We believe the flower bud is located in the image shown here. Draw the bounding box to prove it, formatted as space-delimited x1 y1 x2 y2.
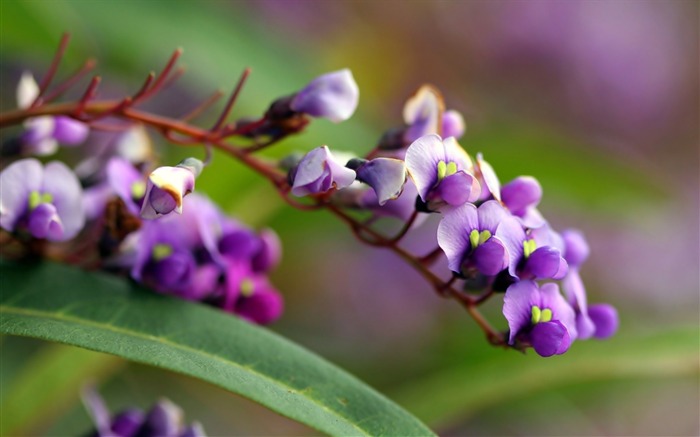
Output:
290 69 359 122
140 158 201 219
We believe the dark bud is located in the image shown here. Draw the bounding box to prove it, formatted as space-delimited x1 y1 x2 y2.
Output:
345 158 368 172
377 127 408 151
414 195 433 213
492 270 516 292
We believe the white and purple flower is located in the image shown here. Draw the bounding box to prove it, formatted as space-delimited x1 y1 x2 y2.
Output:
17 72 89 156
290 145 356 197
405 134 480 209
437 200 516 276
0 158 85 241
140 158 202 220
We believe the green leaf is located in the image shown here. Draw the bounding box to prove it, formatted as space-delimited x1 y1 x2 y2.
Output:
0 260 434 437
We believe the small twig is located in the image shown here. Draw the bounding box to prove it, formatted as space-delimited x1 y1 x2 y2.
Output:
131 72 156 102
387 209 419 244
74 76 101 117
41 58 97 103
210 67 251 133
138 48 183 101
32 33 71 107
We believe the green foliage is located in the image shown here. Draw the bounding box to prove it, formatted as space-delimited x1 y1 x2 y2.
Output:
0 260 434 436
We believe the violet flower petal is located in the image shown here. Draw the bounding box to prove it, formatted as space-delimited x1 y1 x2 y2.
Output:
356 157 407 205
111 409 144 437
588 304 619 339
530 321 569 357
526 246 568 280
539 282 578 341
437 203 478 272
435 171 480 206
138 398 182 437
403 85 443 143
562 229 590 267
42 160 85 240
219 229 262 261
477 200 509 234
405 134 444 202
476 153 501 201
180 422 207 437
291 146 356 196
28 203 63 240
236 280 284 325
501 176 542 216
503 280 539 344
252 228 282 272
52 116 89 145
107 157 145 215
442 110 466 139
494 215 526 278
473 237 508 275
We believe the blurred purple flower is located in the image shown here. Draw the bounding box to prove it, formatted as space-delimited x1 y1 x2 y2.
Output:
83 387 206 437
0 158 85 241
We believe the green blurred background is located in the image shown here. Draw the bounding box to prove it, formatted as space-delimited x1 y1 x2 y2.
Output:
1 0 698 435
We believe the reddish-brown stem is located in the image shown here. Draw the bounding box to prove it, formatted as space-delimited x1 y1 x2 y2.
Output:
419 246 443 266
387 209 419 244
74 77 101 117
181 90 224 121
33 33 71 107
132 72 156 102
41 58 97 103
210 68 251 133
140 49 183 101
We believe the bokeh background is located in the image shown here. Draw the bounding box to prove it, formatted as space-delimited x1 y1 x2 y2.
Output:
1 0 698 435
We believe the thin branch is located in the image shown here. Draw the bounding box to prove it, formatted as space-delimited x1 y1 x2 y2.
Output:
74 76 101 117
41 58 97 103
131 72 156 102
33 33 71 106
210 67 251 133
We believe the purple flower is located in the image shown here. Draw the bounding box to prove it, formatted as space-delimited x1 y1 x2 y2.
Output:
441 109 466 139
497 215 568 281
501 176 546 228
290 145 356 196
354 157 408 205
220 261 284 324
561 229 619 340
17 72 88 156
0 158 85 241
358 178 428 226
403 85 444 143
437 200 515 276
290 69 359 122
503 280 577 357
140 158 202 220
82 387 206 437
405 134 481 209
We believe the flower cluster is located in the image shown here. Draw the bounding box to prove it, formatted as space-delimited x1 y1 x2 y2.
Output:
83 388 206 437
288 85 618 356
0 40 618 355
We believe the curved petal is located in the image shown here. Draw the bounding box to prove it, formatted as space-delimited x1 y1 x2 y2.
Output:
530 321 569 357
252 228 282 272
473 237 508 276
0 158 42 231
28 203 63 240
436 171 480 206
107 157 144 215
356 157 407 205
525 246 567 280
476 154 501 201
403 85 443 142
442 110 466 139
140 398 183 437
290 69 359 122
501 176 542 216
540 282 577 341
588 304 619 339
477 200 509 234
52 116 89 145
405 134 445 201
437 203 478 273
16 72 39 109
495 215 526 277
503 280 539 344
42 160 85 240
442 136 473 173
562 228 590 267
